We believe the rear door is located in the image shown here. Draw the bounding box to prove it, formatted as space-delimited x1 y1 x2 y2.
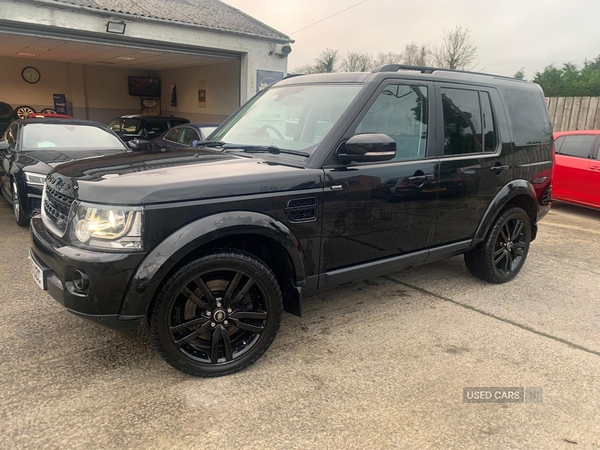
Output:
553 134 597 204
430 85 508 246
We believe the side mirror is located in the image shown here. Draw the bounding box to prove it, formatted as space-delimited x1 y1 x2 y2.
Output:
337 134 396 163
128 139 150 151
0 141 9 152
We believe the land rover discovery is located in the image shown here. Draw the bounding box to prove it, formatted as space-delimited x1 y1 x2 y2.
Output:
30 65 553 377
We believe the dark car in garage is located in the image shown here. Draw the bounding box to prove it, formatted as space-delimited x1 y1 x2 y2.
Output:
151 122 220 149
0 118 129 225
108 115 190 143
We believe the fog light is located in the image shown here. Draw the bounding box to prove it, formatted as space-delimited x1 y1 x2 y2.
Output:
73 270 89 291
75 220 91 242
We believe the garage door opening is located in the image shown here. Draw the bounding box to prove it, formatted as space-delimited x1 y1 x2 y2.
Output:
0 32 241 131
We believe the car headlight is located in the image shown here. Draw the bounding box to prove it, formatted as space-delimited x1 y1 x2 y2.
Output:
69 202 143 251
24 172 47 186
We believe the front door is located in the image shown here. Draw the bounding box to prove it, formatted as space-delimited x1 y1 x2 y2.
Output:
320 81 439 275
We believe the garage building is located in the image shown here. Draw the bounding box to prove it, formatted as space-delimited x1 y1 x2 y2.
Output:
0 0 292 129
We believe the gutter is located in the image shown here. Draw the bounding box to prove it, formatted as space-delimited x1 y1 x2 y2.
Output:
28 0 295 44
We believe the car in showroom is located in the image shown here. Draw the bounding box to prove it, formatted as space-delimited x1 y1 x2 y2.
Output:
552 130 600 210
151 122 221 149
30 65 553 377
0 118 129 225
108 114 190 143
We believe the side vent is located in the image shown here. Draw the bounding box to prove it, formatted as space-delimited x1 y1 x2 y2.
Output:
285 197 317 222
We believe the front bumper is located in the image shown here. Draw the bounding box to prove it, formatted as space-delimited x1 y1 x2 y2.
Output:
30 215 146 338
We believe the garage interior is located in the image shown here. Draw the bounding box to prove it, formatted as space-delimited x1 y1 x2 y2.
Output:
0 32 241 131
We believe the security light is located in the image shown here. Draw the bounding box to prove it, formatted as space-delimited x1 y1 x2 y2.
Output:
106 21 126 34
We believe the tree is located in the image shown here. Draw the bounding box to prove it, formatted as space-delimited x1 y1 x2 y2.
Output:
341 52 374 72
514 68 525 80
428 26 479 70
403 43 429 66
374 52 404 67
532 59 600 97
294 48 339 74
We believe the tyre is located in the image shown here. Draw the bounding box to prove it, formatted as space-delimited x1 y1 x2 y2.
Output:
40 108 58 114
14 105 36 120
464 206 531 284
150 249 283 377
12 181 28 226
0 102 13 120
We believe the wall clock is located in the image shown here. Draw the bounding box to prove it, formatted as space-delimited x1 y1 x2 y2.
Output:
22 67 41 84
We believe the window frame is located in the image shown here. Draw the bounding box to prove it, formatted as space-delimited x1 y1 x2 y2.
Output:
163 127 182 143
324 79 437 167
555 134 599 159
178 127 200 145
435 84 501 159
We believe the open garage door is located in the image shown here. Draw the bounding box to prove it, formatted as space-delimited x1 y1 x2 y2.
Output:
0 25 241 130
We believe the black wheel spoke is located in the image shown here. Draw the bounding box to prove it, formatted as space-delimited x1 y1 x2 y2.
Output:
223 272 243 303
194 276 217 306
170 316 210 333
221 327 233 361
500 225 510 243
181 286 211 310
229 278 255 307
504 251 511 273
495 250 507 265
512 220 524 240
229 310 268 320
174 320 212 347
230 318 264 334
210 327 224 363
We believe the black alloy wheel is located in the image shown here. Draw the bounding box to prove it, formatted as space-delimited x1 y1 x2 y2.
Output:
464 206 531 283
150 250 282 377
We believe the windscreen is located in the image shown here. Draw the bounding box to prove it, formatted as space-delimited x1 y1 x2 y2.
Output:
108 119 141 133
22 124 126 150
210 84 363 153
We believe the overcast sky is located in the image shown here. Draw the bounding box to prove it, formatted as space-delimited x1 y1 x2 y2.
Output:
224 0 600 78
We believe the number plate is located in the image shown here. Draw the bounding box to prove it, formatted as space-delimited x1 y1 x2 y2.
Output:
31 257 45 290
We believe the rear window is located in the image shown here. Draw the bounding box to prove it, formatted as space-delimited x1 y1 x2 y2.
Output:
501 85 551 146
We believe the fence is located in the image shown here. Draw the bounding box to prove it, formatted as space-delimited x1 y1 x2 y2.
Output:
547 97 600 132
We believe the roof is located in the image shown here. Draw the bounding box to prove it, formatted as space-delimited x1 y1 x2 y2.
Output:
44 0 291 41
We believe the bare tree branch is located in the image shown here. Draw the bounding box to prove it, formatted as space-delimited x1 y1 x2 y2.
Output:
427 26 479 70
341 51 375 72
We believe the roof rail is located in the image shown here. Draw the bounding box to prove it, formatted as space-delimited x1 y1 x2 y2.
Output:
372 64 519 81
372 64 438 74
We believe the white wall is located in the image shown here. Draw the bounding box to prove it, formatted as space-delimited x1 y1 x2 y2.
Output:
0 0 289 104
159 60 240 123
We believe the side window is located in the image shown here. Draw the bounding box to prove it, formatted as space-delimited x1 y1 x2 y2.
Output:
441 88 484 155
145 121 169 134
163 128 181 142
179 128 200 145
354 84 428 160
557 135 597 158
481 92 497 151
502 86 551 146
4 123 17 148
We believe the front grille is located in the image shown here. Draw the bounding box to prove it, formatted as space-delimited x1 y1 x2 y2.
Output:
285 197 317 222
43 185 75 235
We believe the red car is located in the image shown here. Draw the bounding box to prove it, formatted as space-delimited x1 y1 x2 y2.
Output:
552 130 600 209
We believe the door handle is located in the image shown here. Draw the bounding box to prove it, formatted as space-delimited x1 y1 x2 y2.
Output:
408 174 435 185
590 165 600 172
491 164 509 174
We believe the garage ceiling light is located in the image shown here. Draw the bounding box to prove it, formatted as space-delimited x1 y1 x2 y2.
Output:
17 52 37 57
106 21 126 34
116 56 136 61
139 51 163 56
26 46 50 52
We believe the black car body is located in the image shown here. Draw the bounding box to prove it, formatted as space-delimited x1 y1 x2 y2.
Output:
0 118 129 225
108 115 190 142
30 66 553 377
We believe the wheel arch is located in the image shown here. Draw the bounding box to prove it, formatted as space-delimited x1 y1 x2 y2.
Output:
473 180 539 244
120 211 306 319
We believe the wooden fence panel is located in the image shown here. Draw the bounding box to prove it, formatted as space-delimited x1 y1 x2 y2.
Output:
547 96 600 131
585 97 599 129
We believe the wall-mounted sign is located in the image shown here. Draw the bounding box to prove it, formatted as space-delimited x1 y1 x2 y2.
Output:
141 97 160 115
53 94 67 115
170 83 177 107
198 81 206 108
256 70 284 93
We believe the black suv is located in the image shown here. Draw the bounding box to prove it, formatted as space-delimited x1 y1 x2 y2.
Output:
108 115 190 143
30 66 553 377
